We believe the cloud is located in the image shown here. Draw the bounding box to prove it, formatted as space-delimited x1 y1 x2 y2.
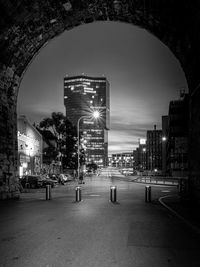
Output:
108 128 142 154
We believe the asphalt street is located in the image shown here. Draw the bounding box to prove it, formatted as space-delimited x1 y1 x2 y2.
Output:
0 168 200 267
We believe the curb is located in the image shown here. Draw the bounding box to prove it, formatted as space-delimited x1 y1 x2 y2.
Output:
159 194 200 235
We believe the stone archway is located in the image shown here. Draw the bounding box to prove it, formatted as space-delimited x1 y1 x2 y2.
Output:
0 0 200 200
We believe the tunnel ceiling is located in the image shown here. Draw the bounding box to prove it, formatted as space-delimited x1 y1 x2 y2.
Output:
0 0 200 96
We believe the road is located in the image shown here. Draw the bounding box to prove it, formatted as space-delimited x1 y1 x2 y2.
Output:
0 167 200 267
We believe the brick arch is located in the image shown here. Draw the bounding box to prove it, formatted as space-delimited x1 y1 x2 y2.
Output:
0 0 199 199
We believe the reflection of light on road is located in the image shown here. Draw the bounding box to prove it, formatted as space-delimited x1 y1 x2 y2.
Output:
161 190 171 193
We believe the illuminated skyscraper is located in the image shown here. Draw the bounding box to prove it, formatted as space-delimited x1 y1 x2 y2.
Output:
64 75 110 167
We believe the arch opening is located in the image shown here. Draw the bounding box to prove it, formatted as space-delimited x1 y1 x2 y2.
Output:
17 21 188 182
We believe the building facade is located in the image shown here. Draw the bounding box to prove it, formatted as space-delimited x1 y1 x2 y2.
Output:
64 75 110 167
162 115 168 175
135 139 147 171
146 125 162 172
167 91 189 177
110 152 134 168
17 116 43 177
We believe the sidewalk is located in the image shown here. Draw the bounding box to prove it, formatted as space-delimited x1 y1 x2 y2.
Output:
123 174 200 233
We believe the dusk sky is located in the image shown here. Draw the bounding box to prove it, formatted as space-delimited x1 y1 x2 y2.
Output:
17 21 188 154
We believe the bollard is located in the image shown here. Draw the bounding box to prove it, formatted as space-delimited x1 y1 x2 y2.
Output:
76 186 81 202
145 185 151 203
110 186 117 202
46 184 51 200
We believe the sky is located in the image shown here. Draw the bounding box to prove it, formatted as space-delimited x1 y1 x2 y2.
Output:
17 21 188 154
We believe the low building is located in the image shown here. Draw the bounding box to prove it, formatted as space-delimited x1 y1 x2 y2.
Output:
17 116 43 177
110 152 133 168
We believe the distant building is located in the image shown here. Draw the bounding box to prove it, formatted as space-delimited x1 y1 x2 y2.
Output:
138 138 147 171
146 125 162 172
132 139 147 171
64 75 110 167
167 90 189 176
17 116 43 177
133 149 139 170
110 152 133 168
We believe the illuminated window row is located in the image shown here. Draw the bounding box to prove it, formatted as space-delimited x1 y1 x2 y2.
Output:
88 143 104 146
84 90 96 94
87 147 104 150
88 137 103 140
64 78 106 83
90 129 103 133
83 121 94 124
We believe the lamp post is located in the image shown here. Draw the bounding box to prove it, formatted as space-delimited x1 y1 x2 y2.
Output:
161 136 167 176
77 111 100 183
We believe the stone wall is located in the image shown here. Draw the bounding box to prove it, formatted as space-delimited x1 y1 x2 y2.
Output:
0 0 200 199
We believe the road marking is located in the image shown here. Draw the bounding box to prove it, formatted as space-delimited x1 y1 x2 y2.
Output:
89 194 100 197
161 190 171 193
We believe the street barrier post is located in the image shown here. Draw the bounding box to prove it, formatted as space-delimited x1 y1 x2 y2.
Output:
46 184 51 200
145 185 151 203
76 186 81 202
110 186 117 202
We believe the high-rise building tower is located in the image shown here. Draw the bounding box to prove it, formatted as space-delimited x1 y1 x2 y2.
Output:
64 75 110 167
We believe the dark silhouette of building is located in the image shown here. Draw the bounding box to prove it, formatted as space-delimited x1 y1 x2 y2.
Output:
132 139 147 172
167 90 189 177
64 75 110 167
162 116 168 175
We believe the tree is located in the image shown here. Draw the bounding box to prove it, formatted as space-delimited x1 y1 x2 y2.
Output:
64 118 77 169
38 112 78 170
86 161 98 173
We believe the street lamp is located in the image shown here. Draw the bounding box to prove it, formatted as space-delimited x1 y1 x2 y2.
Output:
77 111 100 182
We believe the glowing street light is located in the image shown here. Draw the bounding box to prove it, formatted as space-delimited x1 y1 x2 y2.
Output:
77 110 100 183
93 110 100 119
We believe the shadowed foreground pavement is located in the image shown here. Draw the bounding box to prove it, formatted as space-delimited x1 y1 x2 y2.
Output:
0 169 200 267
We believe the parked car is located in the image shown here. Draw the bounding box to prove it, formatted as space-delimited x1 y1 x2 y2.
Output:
49 174 59 181
64 173 73 181
41 177 57 188
58 173 72 184
20 175 44 189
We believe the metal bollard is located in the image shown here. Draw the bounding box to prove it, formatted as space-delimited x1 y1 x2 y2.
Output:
76 186 81 202
46 184 51 200
145 186 151 203
110 186 117 202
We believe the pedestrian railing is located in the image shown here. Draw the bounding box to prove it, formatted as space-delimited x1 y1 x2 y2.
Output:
132 176 183 186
